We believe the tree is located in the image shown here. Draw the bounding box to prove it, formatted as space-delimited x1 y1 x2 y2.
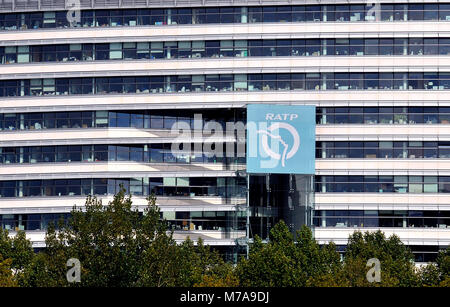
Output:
236 221 301 287
20 187 236 287
194 265 239 287
47 190 171 287
19 189 171 286
418 263 441 287
11 190 446 287
138 237 236 287
420 247 450 287
342 231 419 287
436 248 450 282
236 221 342 287
295 226 343 286
0 228 34 287
175 238 236 287
0 229 34 274
0 255 17 287
18 248 68 287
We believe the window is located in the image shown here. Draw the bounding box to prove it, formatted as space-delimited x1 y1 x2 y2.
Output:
424 4 438 20
394 4 407 21
350 5 364 22
123 42 136 59
43 79 55 96
305 39 320 56
364 39 378 55
109 10 122 27
192 41 205 58
335 39 349 56
220 40 233 57
30 79 42 96
43 12 55 28
95 43 109 60
335 5 350 22
17 46 29 63
379 39 393 55
349 39 364 56
409 4 423 21
124 10 137 26
306 6 321 22
150 42 164 59
424 177 438 193
292 6 305 22
440 4 450 21
135 43 149 59
409 176 423 193
394 176 408 193
381 4 394 21
69 44 82 61
178 41 191 58
109 43 122 59
409 38 424 55
234 74 247 91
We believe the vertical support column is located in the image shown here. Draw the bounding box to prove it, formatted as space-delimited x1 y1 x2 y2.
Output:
167 8 172 25
20 147 24 164
18 180 23 197
322 39 327 56
321 210 326 227
403 5 408 21
241 7 248 23
19 113 24 130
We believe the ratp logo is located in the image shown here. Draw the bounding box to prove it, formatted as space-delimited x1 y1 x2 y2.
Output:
257 121 300 168
247 105 315 175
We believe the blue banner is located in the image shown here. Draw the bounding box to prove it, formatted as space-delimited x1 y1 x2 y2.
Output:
246 104 316 174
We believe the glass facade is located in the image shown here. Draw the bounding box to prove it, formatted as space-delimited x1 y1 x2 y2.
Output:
2 72 450 98
0 144 245 165
248 174 314 239
0 109 244 131
2 4 450 31
2 107 450 132
333 244 445 262
0 210 246 232
3 37 450 64
0 212 70 231
316 141 450 159
314 210 450 228
0 177 247 198
315 175 450 193
317 107 450 125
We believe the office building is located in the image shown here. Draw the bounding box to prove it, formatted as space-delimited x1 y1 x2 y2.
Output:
0 0 449 262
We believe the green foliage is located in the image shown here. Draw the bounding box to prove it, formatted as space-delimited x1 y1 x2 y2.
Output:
0 190 447 287
17 187 235 287
57 191 151 286
0 255 17 287
138 237 233 287
419 247 450 287
0 228 34 287
236 223 447 287
418 263 441 287
236 221 343 287
342 231 419 287
437 247 450 278
194 267 239 287
0 229 34 272
18 250 68 287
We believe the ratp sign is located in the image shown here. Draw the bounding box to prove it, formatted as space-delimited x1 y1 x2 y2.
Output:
246 104 315 174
